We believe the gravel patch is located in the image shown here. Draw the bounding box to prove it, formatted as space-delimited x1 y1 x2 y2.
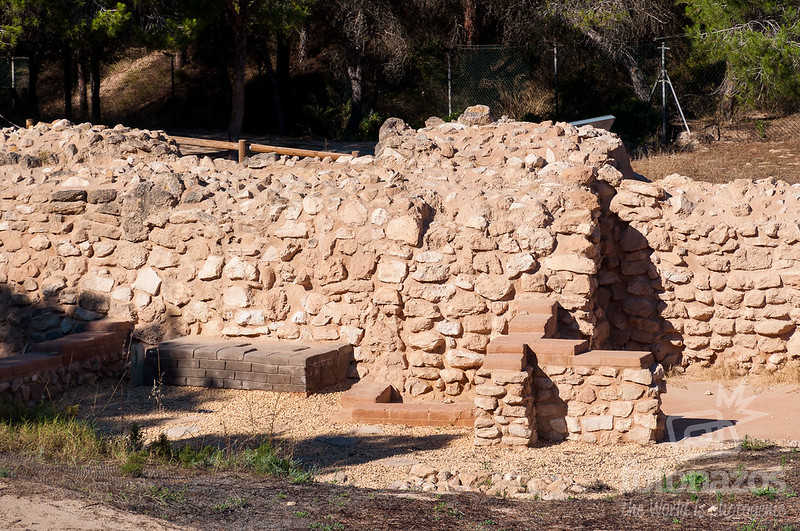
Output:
63 382 734 496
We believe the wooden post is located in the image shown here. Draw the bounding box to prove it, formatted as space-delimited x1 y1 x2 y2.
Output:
238 139 247 164
25 118 33 128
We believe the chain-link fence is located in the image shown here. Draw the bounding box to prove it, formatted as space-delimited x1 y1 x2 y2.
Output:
447 45 548 121
446 43 800 145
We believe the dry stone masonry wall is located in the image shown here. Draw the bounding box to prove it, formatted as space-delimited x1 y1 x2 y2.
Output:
0 107 796 411
0 111 631 405
601 174 800 375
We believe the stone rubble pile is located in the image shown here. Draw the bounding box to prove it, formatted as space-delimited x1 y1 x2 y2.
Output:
390 461 589 499
0 119 179 171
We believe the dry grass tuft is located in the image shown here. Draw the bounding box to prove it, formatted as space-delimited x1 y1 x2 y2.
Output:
496 81 553 120
632 138 800 184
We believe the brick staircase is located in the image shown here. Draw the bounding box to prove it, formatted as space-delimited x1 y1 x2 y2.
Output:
339 296 655 430
485 296 653 370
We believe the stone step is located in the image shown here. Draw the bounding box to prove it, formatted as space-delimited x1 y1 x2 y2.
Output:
339 381 396 408
339 380 474 427
487 335 588 356
526 337 589 356
481 353 526 371
342 401 474 427
486 334 536 354
508 314 556 336
573 349 654 369
516 296 557 317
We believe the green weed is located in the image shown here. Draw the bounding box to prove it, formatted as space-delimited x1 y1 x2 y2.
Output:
120 452 146 477
148 485 186 505
751 486 778 500
212 496 248 512
243 442 313 484
739 519 768 531
680 471 707 493
127 424 144 452
741 435 774 451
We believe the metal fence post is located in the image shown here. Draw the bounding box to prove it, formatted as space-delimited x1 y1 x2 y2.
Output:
447 51 452 118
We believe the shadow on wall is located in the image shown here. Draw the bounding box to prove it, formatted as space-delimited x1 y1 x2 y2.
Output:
0 280 179 358
596 203 682 369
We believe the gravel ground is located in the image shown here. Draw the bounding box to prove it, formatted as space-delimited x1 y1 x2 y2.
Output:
61 380 736 497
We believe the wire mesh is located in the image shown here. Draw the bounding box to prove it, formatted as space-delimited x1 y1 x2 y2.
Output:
448 45 550 120
0 57 29 90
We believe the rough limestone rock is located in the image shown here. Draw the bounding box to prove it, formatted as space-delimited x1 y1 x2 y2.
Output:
458 105 494 126
0 110 789 408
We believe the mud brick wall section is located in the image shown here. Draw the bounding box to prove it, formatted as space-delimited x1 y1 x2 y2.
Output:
0 320 132 404
153 339 352 394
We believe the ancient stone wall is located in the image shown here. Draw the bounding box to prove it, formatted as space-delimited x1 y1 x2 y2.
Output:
1 109 796 405
0 320 131 404
533 363 664 443
0 114 631 403
600 174 800 375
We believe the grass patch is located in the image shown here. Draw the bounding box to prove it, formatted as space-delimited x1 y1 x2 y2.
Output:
741 435 775 451
148 485 186 505
0 403 127 464
0 403 313 484
751 486 778 500
212 496 248 512
680 471 707 493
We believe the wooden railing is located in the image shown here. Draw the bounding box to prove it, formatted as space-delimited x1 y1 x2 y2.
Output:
169 135 360 163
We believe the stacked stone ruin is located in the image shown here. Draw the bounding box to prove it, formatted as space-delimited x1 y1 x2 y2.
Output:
1 107 798 445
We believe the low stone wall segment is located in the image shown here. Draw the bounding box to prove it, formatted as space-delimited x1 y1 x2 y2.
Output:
0 320 132 404
0 109 795 419
153 338 352 394
602 175 800 374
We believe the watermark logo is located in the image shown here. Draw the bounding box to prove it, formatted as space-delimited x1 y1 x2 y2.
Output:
665 383 769 445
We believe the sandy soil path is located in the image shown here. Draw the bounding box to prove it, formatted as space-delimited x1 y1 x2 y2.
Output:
0 480 185 531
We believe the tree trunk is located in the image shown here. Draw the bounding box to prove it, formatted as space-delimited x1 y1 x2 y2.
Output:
718 65 736 121
275 36 289 134
264 55 284 136
27 55 40 119
463 0 477 44
90 52 101 123
176 48 187 69
62 46 73 119
78 52 89 120
297 28 308 64
227 1 248 139
624 56 650 102
584 29 649 102
345 60 363 134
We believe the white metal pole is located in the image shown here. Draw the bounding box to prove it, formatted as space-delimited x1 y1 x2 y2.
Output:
661 44 667 144
447 52 452 117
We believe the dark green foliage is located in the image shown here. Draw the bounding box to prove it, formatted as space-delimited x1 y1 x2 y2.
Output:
682 0 800 112
121 452 146 477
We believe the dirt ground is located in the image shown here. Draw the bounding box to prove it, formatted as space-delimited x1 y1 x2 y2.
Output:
3 377 800 529
0 481 180 530
661 379 800 444
632 138 800 184
54 378 759 495
1 447 799 530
